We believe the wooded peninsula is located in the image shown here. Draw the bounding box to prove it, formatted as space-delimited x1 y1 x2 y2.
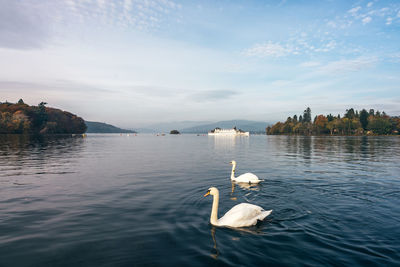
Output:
267 107 400 135
0 100 86 134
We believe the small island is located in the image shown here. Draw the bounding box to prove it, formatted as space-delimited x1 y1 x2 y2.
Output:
0 100 86 134
170 130 180 134
267 107 400 136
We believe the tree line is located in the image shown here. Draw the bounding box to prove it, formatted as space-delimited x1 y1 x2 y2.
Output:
266 107 400 135
0 99 87 134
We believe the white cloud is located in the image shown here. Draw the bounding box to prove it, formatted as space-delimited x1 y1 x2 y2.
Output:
66 0 182 31
300 61 321 68
244 42 290 58
379 8 389 15
348 6 361 15
123 0 133 13
362 16 372 24
367 2 373 8
0 1 54 49
190 89 239 102
386 17 393 25
97 0 106 10
327 21 337 28
317 57 378 74
314 40 336 52
325 40 336 50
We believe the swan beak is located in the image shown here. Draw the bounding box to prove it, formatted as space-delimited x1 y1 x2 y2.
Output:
204 191 210 197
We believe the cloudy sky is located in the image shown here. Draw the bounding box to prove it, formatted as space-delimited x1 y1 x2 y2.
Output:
1 0 399 127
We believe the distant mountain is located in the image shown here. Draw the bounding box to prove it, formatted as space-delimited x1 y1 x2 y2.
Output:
138 120 213 133
180 120 270 134
85 121 136 133
132 128 157 133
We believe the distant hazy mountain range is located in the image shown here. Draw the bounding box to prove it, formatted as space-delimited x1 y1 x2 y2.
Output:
133 121 212 133
180 120 270 134
87 120 270 134
85 121 136 133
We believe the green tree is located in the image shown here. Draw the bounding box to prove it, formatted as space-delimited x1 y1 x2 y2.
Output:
359 109 369 130
303 107 312 123
345 108 355 119
368 117 392 134
369 109 374 116
32 102 48 131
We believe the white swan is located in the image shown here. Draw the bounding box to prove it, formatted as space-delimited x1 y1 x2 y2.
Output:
204 187 272 227
230 160 262 184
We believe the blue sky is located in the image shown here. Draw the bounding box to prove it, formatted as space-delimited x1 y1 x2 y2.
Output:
0 0 399 127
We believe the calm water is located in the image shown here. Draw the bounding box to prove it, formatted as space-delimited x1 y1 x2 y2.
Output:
0 134 399 266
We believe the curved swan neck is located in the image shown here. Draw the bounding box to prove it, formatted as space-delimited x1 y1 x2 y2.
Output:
210 191 219 225
230 163 236 180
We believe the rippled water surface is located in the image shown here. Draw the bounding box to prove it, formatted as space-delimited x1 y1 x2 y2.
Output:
1 134 400 266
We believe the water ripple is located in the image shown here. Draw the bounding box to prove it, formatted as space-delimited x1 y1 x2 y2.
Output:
0 134 399 266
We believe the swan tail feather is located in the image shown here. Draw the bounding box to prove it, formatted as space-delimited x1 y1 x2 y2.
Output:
258 209 272 221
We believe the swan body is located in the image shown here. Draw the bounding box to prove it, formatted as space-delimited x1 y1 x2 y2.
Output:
204 187 272 227
230 160 262 184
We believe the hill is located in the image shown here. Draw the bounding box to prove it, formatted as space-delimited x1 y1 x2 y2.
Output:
0 100 86 134
180 120 270 134
85 121 136 133
135 120 212 133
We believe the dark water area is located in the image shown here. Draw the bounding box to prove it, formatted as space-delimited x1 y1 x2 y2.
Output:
1 134 400 266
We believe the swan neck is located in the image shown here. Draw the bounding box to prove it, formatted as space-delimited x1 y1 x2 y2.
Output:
210 192 219 225
231 163 236 180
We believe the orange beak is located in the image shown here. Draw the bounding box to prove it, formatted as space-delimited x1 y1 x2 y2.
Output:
204 191 210 197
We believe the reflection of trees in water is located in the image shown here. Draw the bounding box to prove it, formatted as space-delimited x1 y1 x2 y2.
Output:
270 135 399 165
281 136 313 164
0 135 85 177
342 136 399 161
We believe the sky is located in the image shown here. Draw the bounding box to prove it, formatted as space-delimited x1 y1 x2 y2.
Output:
0 0 399 128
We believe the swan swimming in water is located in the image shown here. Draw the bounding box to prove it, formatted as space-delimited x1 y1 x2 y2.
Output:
204 187 272 227
230 160 262 184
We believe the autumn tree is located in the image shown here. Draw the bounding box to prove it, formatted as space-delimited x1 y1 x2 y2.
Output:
314 115 328 134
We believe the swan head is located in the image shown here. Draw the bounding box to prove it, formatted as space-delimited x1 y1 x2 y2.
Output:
229 160 236 165
204 187 219 197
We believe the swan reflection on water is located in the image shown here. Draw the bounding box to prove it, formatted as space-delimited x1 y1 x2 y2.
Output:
209 223 269 260
231 182 260 200
210 226 219 260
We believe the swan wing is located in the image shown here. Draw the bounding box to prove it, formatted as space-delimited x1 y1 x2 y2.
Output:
218 203 272 227
234 173 261 183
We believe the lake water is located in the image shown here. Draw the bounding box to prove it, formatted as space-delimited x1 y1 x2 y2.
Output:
1 134 399 266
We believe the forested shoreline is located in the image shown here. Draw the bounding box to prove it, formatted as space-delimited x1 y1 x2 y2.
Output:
0 100 86 134
267 107 400 136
